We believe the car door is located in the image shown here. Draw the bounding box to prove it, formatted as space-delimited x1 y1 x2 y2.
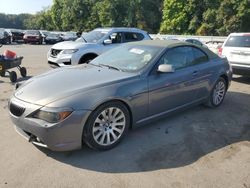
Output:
100 32 123 53
148 46 203 116
188 47 215 99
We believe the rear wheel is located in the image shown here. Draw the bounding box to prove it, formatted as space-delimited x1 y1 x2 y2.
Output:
83 101 130 150
9 71 17 82
206 77 226 107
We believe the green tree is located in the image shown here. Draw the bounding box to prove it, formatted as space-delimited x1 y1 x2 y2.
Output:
50 0 64 30
216 0 250 35
160 0 250 36
160 0 189 34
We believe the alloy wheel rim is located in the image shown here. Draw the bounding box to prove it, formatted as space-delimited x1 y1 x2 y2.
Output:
213 81 226 105
92 107 126 146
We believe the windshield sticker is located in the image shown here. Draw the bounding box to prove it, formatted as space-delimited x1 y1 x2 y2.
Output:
129 48 145 54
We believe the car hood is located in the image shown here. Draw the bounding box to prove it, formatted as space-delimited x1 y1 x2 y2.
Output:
52 41 89 49
14 65 138 106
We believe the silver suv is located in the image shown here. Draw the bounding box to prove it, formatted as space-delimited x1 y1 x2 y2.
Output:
220 33 250 75
47 28 151 67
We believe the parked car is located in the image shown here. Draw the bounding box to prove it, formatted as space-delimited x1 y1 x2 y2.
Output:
206 40 224 54
44 33 63 44
9 40 232 151
11 29 24 43
0 29 11 44
164 36 179 41
40 30 50 43
47 27 151 67
220 33 250 76
61 32 78 41
23 30 43 44
185 38 208 48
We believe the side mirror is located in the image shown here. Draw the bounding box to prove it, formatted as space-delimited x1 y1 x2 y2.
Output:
157 64 175 73
103 39 112 45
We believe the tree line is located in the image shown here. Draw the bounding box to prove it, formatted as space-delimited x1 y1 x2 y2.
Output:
1 0 250 36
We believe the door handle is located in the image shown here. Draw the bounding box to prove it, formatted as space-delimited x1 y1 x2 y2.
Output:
192 71 198 76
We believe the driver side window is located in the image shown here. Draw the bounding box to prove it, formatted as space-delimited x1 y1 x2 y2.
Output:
109 32 122 44
159 47 192 70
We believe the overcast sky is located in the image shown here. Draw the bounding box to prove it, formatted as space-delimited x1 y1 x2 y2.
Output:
0 0 53 14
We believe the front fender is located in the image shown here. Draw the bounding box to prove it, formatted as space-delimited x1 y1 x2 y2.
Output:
46 77 148 125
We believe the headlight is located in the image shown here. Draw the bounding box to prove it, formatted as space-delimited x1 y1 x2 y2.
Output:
32 107 73 123
62 49 78 54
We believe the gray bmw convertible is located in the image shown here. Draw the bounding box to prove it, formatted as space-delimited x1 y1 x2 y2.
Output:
9 40 232 151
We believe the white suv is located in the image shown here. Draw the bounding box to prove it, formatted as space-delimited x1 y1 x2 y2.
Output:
220 33 250 75
47 28 151 67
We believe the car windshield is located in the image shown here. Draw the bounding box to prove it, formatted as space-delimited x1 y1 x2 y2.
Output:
81 30 109 43
26 30 40 35
11 30 23 34
91 45 162 72
225 35 250 48
48 33 59 37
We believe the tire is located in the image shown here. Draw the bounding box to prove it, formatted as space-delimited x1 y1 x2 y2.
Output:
9 71 17 82
83 101 130 150
0 70 5 77
79 55 96 64
206 77 227 108
84 59 93 64
20 67 27 77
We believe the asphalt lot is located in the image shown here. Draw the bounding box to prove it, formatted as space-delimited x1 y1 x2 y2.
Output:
0 44 249 188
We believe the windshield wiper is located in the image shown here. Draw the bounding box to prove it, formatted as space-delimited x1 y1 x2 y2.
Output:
99 64 122 71
89 63 101 67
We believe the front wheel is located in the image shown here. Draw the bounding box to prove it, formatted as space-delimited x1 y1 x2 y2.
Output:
83 101 130 150
79 55 96 64
206 77 227 107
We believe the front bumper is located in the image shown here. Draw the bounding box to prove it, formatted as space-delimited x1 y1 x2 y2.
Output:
230 62 250 76
0 38 7 44
24 38 41 43
45 39 60 44
9 96 91 151
47 51 80 67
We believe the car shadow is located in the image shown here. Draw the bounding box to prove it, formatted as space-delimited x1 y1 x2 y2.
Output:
0 75 32 85
232 76 250 84
16 76 32 82
37 91 250 173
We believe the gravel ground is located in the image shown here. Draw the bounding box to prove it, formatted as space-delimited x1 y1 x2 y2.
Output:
0 44 249 188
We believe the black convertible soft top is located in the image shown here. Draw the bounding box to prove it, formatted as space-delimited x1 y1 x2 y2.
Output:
128 40 219 59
